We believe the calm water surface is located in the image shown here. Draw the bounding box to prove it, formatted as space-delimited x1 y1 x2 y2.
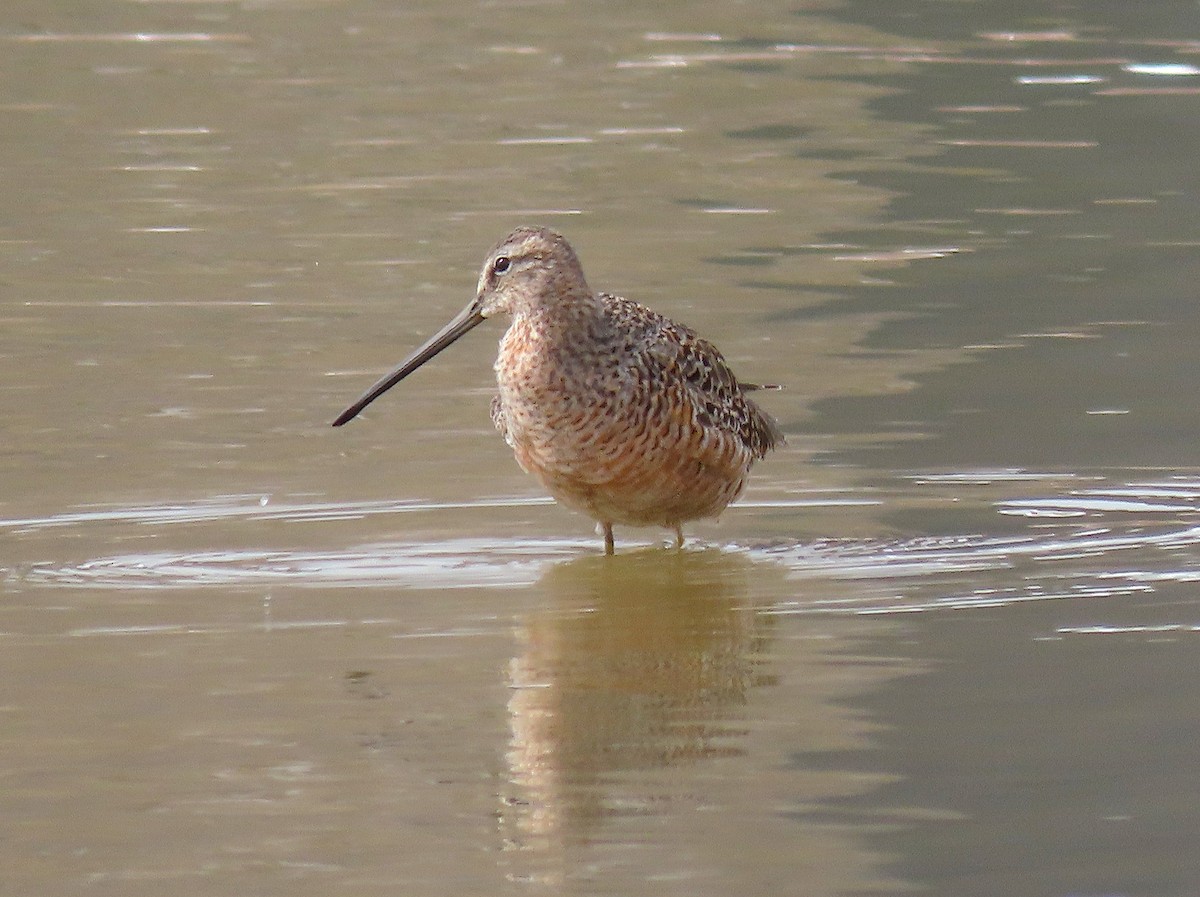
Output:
3 0 1200 894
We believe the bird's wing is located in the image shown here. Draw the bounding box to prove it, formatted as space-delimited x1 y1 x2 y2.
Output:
601 293 784 458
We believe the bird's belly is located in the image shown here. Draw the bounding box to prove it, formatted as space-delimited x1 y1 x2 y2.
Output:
498 390 752 527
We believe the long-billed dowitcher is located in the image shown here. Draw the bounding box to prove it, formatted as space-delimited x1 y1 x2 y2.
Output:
332 226 782 554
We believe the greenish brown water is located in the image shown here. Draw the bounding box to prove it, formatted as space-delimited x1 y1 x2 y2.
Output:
4 1 1200 894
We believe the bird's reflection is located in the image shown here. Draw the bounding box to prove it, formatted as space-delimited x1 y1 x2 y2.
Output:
500 548 780 863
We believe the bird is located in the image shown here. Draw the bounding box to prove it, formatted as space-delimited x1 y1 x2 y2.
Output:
332 226 782 554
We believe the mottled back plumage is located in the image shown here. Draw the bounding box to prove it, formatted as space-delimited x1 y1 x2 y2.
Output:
334 225 782 554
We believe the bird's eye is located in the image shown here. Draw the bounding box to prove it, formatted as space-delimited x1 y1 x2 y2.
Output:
493 256 511 275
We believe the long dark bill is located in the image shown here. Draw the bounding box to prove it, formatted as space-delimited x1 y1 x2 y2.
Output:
331 301 486 427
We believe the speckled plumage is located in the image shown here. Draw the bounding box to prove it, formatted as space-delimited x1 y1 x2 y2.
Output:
333 226 782 554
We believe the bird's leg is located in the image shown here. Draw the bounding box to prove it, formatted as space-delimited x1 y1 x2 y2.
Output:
603 522 615 556
672 524 684 550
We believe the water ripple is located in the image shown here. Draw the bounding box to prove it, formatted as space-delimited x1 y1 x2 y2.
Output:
10 476 1200 615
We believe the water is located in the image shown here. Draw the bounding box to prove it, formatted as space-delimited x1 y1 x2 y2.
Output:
3 1 1200 894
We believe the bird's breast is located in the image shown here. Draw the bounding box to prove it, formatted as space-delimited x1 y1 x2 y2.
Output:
492 325 755 526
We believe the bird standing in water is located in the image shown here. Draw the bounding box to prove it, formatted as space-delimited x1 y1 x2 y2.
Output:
332 226 782 554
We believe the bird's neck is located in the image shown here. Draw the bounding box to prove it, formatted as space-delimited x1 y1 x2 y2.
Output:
522 287 607 344
498 293 610 389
